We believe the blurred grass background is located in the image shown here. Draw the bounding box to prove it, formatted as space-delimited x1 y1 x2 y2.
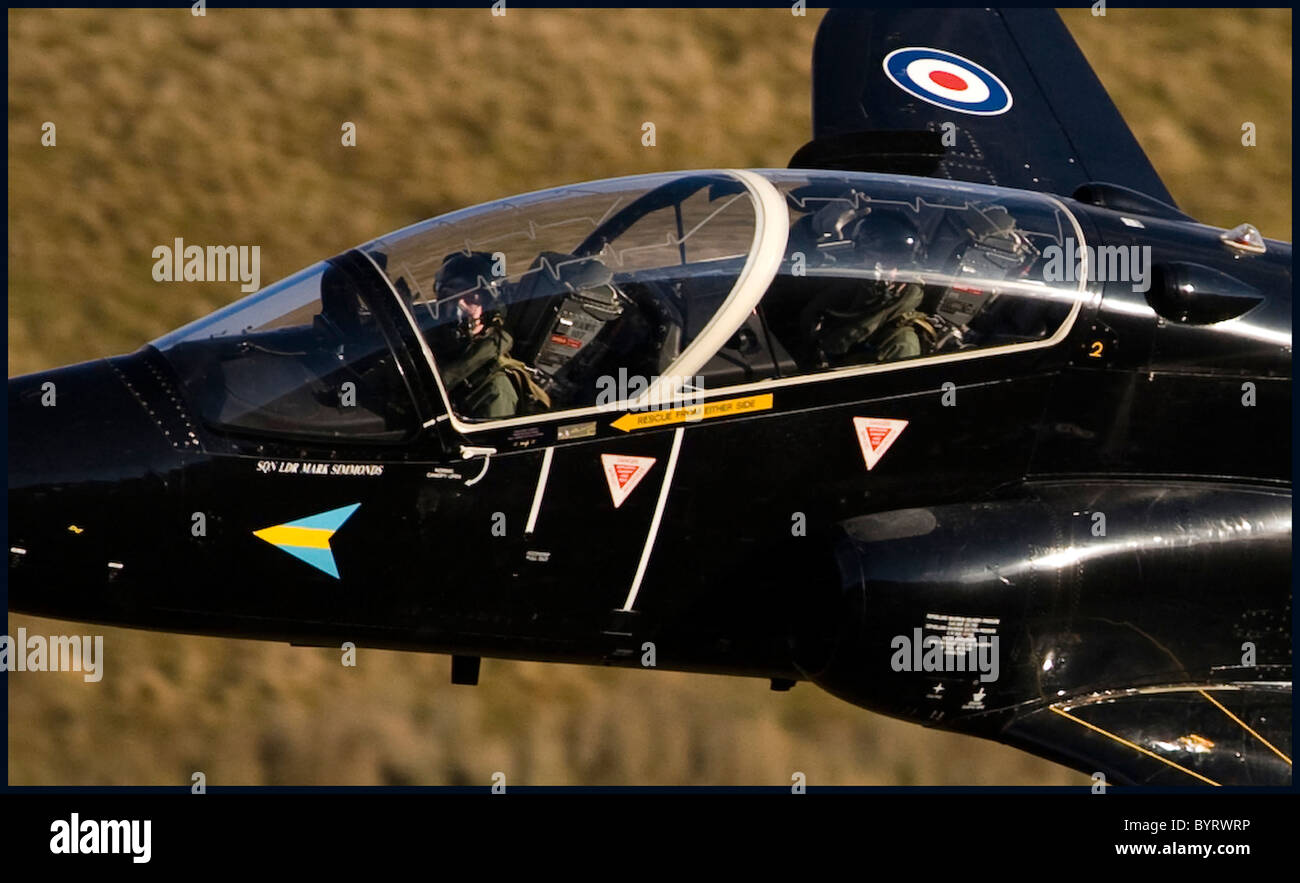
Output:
7 8 1290 785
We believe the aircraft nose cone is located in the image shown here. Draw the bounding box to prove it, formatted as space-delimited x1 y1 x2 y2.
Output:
8 355 187 618
9 357 182 490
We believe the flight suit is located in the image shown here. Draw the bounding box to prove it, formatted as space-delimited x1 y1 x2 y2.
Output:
438 327 520 419
817 281 929 363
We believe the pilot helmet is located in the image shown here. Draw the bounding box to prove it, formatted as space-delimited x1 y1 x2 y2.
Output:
435 251 500 299
431 251 507 352
845 210 925 279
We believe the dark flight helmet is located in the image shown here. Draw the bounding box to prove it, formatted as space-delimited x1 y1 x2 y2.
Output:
435 250 501 299
845 209 926 270
431 251 508 357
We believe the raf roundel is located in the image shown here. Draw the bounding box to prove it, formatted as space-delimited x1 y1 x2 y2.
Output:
882 47 1013 116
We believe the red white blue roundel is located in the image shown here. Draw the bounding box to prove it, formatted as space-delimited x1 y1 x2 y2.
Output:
882 47 1013 116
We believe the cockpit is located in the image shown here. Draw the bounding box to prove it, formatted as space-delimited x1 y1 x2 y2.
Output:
150 169 1085 441
365 171 768 421
764 169 1080 374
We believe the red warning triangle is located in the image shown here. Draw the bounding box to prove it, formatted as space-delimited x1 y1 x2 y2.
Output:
852 417 908 471
601 454 656 508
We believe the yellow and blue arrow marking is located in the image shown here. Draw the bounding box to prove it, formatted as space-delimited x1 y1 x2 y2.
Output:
252 503 360 579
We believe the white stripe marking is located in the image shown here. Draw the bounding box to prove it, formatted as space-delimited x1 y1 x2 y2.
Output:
524 446 554 535
621 427 685 612
635 169 788 409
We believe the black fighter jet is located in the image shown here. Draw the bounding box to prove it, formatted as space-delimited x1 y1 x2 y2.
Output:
9 9 1291 786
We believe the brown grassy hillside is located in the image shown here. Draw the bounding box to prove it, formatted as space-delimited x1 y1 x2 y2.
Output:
7 8 1290 785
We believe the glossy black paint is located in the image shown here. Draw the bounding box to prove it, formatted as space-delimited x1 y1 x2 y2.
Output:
806 8 1177 204
813 482 1289 735
10 205 1290 783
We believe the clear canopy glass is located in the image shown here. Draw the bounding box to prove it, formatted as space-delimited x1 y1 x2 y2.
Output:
152 168 1085 438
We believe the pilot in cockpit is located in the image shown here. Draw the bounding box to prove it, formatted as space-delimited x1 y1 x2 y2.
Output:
429 251 520 419
429 252 552 420
801 208 936 366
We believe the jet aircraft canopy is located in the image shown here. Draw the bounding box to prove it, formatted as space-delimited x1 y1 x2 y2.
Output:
152 170 1084 441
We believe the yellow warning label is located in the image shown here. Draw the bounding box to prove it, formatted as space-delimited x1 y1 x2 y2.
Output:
610 393 773 432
